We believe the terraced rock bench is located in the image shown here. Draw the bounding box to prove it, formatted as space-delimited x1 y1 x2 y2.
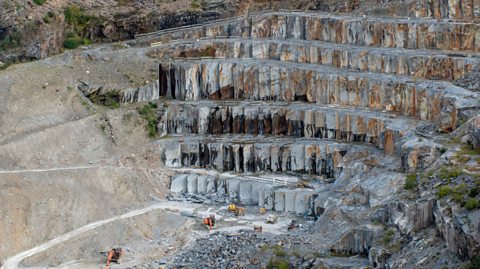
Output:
151 37 480 81
161 101 422 154
158 59 477 130
141 12 480 52
157 136 365 178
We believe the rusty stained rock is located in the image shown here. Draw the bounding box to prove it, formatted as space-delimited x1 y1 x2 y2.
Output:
157 40 478 81
161 62 451 122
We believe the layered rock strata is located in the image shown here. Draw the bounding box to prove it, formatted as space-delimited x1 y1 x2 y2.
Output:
158 59 476 130
139 12 480 52
152 37 480 81
158 136 356 178
161 102 421 154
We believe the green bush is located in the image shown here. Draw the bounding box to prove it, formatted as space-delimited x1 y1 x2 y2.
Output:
65 5 90 27
465 198 479 210
404 174 417 190
0 31 22 50
383 229 395 245
33 0 47 5
267 258 290 269
63 36 90 49
438 167 464 180
438 186 452 198
469 187 479 198
462 256 480 269
138 102 158 138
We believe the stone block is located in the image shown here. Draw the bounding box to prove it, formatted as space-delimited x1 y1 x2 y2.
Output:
170 174 188 194
187 174 198 194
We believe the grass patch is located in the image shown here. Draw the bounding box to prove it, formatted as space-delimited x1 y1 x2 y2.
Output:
465 198 479 210
0 31 22 50
266 258 290 269
438 167 464 180
438 186 452 198
383 229 395 245
469 187 479 198
191 0 200 9
272 245 286 257
64 5 92 31
63 35 90 49
138 102 158 138
404 173 417 190
33 0 47 5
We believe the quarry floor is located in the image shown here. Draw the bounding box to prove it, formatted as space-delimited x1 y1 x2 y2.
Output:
2 195 304 269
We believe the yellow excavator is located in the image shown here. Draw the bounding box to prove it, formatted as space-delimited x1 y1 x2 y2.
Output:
228 203 245 216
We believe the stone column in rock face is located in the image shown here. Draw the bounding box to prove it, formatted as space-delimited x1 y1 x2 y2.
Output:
304 110 316 138
206 176 217 194
209 143 224 171
274 190 286 212
291 144 306 173
185 64 201 101
286 109 304 137
181 143 199 167
232 145 243 173
239 181 253 205
219 63 235 99
221 107 232 134
284 190 296 213
244 107 259 134
199 143 209 167
255 144 271 172
187 174 198 194
163 143 181 168
272 108 287 135
305 144 318 175
232 106 245 134
208 107 223 134
159 63 169 98
228 179 241 201
243 144 256 173
223 145 235 172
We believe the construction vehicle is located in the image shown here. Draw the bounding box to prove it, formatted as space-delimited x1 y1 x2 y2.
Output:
228 203 246 216
254 225 263 232
203 214 216 231
259 207 267 214
103 248 123 269
266 215 278 224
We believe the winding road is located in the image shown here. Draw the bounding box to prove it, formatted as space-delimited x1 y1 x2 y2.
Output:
0 201 199 269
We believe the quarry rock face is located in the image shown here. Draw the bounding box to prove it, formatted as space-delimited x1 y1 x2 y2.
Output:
142 7 480 269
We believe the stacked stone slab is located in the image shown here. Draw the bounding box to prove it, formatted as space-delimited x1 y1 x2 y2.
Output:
160 138 353 178
170 173 315 214
162 102 417 154
154 38 479 81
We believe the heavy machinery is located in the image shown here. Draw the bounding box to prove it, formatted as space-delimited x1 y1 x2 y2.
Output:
266 215 278 224
203 214 216 231
103 248 123 269
228 203 246 216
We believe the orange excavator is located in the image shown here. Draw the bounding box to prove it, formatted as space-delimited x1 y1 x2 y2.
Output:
103 248 124 269
203 214 216 232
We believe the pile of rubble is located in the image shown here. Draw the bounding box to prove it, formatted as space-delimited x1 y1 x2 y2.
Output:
169 230 269 269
